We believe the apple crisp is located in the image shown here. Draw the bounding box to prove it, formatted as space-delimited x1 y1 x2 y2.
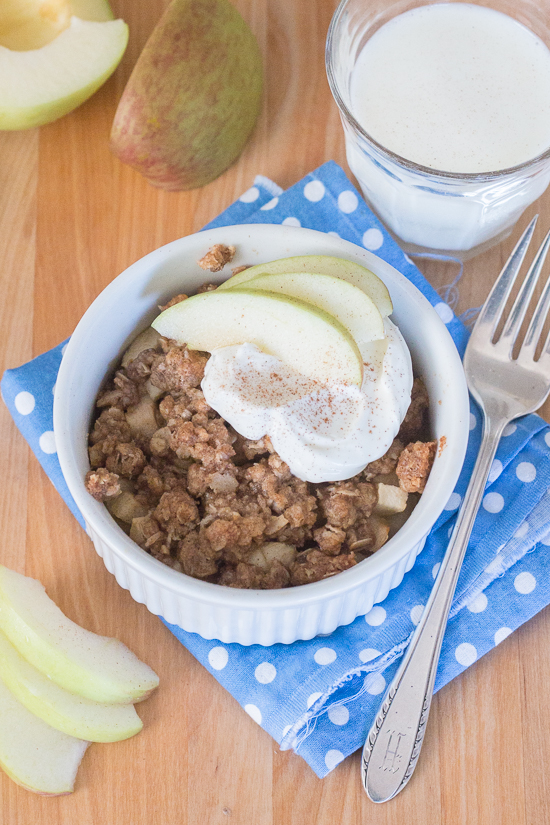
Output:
85 298 436 589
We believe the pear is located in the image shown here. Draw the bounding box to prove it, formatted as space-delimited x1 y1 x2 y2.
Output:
0 16 128 130
152 288 364 386
0 0 113 50
235 271 388 373
0 671 89 795
110 0 263 190
218 254 394 317
0 565 159 704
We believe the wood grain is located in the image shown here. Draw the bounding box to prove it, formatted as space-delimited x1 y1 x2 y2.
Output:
1 1 550 823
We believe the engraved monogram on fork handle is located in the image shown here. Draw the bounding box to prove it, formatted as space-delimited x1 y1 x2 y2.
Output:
362 216 550 803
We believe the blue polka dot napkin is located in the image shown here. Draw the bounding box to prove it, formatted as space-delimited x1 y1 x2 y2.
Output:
3 161 550 778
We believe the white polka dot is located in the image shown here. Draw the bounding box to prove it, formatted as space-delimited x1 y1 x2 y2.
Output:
362 228 384 250
410 604 424 625
365 673 386 695
307 692 323 709
514 571 536 594
282 724 292 737
337 190 358 213
325 749 345 770
239 186 260 203
502 422 517 437
434 302 454 324
260 196 279 210
359 648 381 663
208 646 228 670
482 492 504 513
14 391 35 415
255 662 277 684
404 254 414 265
488 459 503 484
314 647 337 665
244 704 262 724
455 642 477 666
364 606 386 626
432 562 441 579
39 431 56 454
282 216 301 227
494 627 512 645
469 412 477 430
545 431 550 448
444 492 461 511
514 522 529 539
304 180 326 202
328 705 349 726
516 462 536 483
540 530 550 546
467 592 487 613
327 231 340 238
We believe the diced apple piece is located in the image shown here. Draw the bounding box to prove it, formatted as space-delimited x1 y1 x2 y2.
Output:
105 491 150 523
0 565 159 704
218 254 393 317
0 671 89 796
121 326 161 368
125 395 160 439
229 272 387 373
374 483 409 516
152 288 364 387
0 629 142 742
0 16 128 130
249 542 297 570
370 515 390 551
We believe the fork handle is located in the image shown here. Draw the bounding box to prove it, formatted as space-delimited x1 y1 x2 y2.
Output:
362 416 505 803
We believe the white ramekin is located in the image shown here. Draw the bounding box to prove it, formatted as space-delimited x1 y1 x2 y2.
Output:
54 224 469 646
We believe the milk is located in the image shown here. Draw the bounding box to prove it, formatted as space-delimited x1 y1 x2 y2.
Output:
339 3 550 255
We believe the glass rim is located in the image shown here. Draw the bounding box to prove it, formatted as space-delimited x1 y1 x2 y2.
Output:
325 0 550 182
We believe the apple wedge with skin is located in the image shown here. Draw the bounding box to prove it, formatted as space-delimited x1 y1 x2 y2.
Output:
230 271 388 375
152 288 364 387
0 565 159 704
0 672 89 796
0 16 128 130
217 254 393 318
0 628 143 742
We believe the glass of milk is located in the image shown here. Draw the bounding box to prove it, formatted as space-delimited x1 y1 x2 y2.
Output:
326 0 550 259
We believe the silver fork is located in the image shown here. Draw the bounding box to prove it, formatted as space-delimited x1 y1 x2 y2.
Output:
362 216 550 803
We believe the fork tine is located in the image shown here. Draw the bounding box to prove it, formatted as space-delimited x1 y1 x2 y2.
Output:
500 227 550 353
520 240 550 361
471 215 538 341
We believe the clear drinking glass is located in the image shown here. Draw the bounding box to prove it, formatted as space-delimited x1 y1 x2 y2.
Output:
326 0 550 259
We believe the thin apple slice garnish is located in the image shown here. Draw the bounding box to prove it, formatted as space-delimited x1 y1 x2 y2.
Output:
152 288 364 387
229 271 387 374
0 628 143 742
0 16 128 130
0 671 89 796
0 565 159 705
217 254 393 317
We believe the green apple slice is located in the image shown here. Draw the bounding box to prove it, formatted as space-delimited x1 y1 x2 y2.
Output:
0 16 128 130
217 254 393 317
0 672 89 795
0 628 143 742
0 566 159 704
152 288 364 386
232 271 387 373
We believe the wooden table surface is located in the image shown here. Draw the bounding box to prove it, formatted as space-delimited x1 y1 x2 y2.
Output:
2 1 550 822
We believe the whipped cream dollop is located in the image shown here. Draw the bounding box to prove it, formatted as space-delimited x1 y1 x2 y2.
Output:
201 318 413 483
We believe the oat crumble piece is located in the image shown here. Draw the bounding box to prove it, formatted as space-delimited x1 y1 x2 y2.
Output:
396 441 437 493
197 244 236 272
159 293 188 311
85 468 121 501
